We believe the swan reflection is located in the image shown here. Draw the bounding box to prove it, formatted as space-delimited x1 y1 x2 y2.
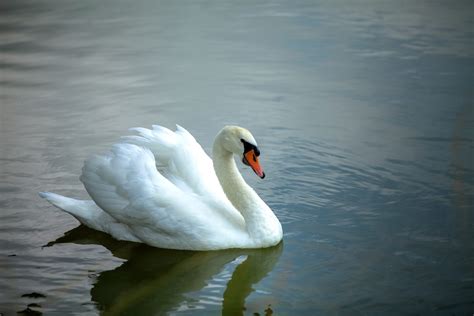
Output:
49 226 283 315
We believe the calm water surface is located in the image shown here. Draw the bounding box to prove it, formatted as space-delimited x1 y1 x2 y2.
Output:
1 0 473 315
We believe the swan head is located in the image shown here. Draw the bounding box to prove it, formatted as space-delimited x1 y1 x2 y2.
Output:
216 126 265 179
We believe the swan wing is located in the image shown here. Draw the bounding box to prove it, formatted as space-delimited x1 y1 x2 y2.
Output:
122 125 230 201
80 143 245 250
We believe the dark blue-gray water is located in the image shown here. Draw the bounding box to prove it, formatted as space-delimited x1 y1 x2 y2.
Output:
1 1 473 315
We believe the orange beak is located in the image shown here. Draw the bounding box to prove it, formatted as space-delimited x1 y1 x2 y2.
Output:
244 149 265 179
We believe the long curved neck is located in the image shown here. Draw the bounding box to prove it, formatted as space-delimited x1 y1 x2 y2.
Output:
212 143 258 212
212 137 281 242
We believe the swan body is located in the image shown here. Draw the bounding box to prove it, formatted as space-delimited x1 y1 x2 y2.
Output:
40 125 282 250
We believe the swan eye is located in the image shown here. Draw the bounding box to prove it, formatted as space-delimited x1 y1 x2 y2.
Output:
241 139 260 156
254 147 260 157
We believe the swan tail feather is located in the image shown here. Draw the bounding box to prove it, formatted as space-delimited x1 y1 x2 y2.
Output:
39 192 102 229
38 191 140 242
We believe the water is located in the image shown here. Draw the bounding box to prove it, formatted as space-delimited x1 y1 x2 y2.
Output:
1 0 473 315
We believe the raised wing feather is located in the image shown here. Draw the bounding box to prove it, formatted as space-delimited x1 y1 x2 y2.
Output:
80 142 245 250
122 125 234 206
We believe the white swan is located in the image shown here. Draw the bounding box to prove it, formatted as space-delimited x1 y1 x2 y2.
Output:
39 125 282 250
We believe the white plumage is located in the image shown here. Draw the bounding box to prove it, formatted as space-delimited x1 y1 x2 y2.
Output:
40 125 282 250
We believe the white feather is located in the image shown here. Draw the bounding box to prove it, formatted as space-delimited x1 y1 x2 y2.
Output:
40 125 282 250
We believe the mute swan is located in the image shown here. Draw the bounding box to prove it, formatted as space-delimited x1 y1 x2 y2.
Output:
39 125 283 250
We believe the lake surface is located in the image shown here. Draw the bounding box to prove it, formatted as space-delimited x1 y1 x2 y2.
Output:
1 0 473 315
